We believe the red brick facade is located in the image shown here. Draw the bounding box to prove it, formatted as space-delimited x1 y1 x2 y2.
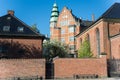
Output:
0 37 43 58
111 34 120 59
0 59 45 79
76 19 120 59
50 7 81 55
53 55 107 78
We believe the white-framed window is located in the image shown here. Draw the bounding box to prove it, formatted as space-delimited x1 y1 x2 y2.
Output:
61 30 65 34
69 36 74 41
18 27 24 32
61 38 65 42
60 21 69 26
3 26 10 32
62 15 68 18
69 27 74 33
69 45 75 50
7 17 11 20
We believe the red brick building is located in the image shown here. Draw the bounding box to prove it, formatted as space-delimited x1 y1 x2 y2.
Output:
50 3 120 59
50 3 92 57
0 10 45 58
76 3 120 59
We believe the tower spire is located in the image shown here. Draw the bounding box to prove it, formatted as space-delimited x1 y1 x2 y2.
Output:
50 2 59 27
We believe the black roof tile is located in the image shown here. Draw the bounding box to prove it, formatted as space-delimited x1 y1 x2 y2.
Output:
0 14 45 39
76 3 120 37
100 3 120 19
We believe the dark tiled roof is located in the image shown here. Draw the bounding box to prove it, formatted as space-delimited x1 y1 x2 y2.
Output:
71 10 93 33
100 3 120 19
76 3 120 37
80 20 93 33
0 14 45 39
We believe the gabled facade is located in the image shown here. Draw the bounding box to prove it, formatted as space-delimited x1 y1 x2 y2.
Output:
50 3 92 56
0 10 45 58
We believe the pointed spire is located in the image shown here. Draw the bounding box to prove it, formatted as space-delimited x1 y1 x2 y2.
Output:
50 2 59 22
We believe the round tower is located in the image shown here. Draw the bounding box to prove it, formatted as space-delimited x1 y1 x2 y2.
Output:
50 3 59 27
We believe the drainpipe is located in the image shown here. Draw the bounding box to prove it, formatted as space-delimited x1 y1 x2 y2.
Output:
107 22 112 59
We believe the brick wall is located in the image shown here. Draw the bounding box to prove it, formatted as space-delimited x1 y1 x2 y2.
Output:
109 23 120 37
53 55 107 78
0 38 43 50
0 38 43 58
76 20 106 57
110 34 120 59
0 59 45 79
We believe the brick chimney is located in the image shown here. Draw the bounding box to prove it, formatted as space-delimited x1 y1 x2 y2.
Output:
7 10 14 16
92 14 95 22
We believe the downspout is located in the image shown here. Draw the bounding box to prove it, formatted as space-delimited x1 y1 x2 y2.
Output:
107 22 112 59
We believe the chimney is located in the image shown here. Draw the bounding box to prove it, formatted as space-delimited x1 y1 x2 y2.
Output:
92 14 95 22
8 10 14 16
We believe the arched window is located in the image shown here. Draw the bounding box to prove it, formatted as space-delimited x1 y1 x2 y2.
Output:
96 28 100 57
86 34 90 42
80 38 82 45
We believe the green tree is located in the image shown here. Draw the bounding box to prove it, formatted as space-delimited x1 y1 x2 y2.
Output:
43 40 69 61
78 39 93 58
31 24 40 33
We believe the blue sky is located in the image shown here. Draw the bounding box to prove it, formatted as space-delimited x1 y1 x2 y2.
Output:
0 0 120 36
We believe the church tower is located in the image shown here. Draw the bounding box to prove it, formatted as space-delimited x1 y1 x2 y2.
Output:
50 3 59 27
50 3 60 40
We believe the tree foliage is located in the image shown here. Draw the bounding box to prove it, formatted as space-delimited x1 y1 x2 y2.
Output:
31 24 40 33
78 39 93 58
43 40 69 61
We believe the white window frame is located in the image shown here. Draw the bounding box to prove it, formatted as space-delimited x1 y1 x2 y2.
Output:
3 26 10 32
69 36 74 41
69 26 74 33
18 27 24 32
61 38 65 42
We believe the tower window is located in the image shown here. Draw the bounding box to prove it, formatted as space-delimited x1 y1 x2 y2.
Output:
60 21 69 26
3 26 10 32
69 45 75 50
18 27 24 32
69 36 74 41
69 27 74 33
61 38 65 42
61 30 65 34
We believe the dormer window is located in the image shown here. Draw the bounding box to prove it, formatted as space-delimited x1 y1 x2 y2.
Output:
7 17 11 20
3 26 10 32
17 27 24 32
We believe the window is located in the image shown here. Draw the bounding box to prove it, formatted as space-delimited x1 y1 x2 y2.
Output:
7 17 11 20
62 15 68 18
69 45 75 50
69 36 74 41
69 27 74 33
3 26 10 32
60 21 69 26
96 28 100 57
18 27 24 32
61 38 65 42
61 30 65 34
80 38 82 45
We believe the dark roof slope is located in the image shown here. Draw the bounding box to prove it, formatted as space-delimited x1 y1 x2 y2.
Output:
0 14 45 39
100 3 120 19
76 3 120 37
